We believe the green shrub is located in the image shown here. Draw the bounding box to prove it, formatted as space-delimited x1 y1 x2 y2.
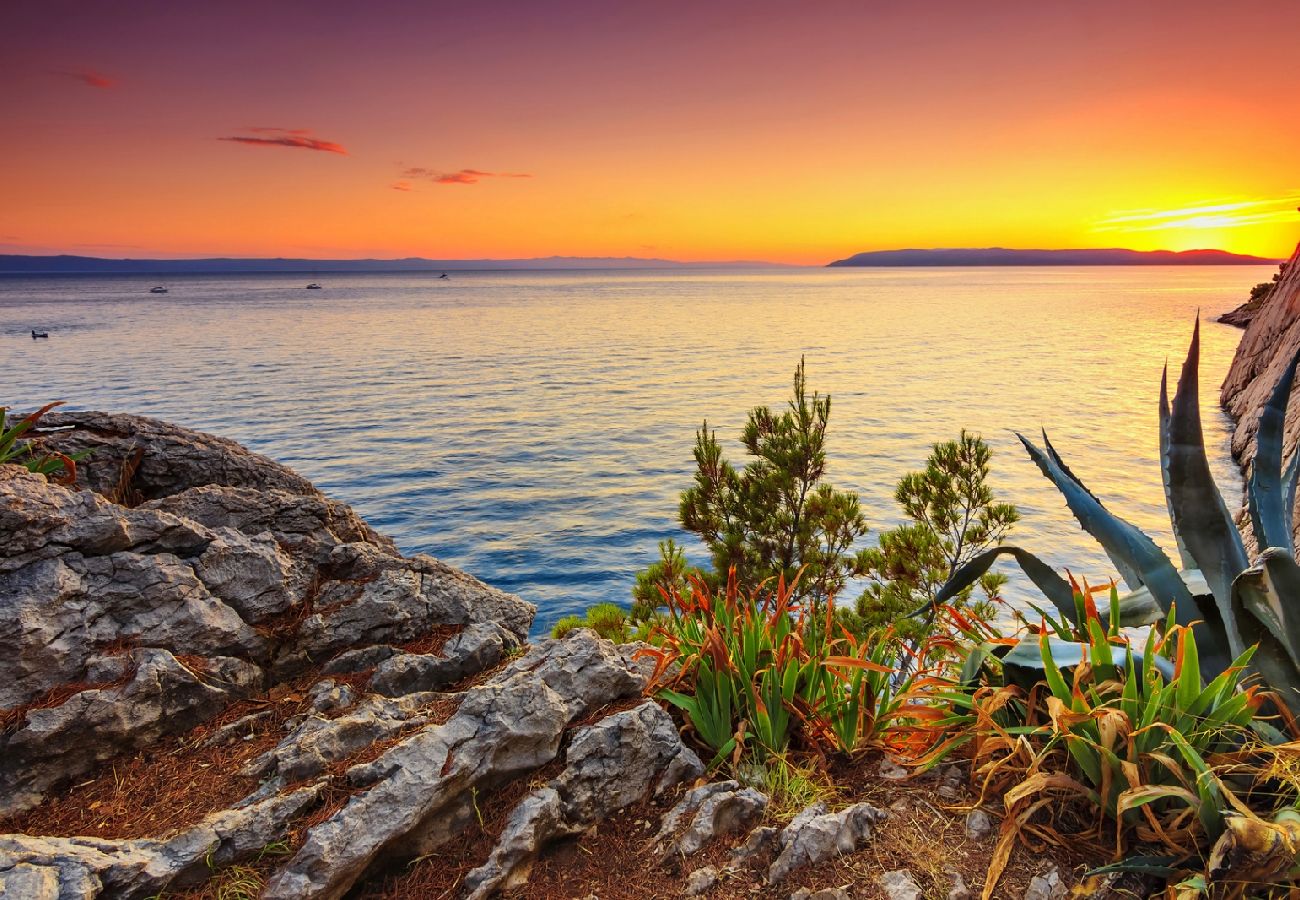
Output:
550 615 586 639
667 358 869 610
840 430 1017 646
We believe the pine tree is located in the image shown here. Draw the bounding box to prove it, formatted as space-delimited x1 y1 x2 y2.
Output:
842 430 1018 642
672 358 869 608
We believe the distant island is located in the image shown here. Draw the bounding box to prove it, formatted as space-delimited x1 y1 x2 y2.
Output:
826 247 1277 267
0 254 787 274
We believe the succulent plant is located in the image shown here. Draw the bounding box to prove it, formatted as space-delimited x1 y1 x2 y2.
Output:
935 320 1300 715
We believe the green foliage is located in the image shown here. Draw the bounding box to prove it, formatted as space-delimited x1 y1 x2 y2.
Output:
932 322 1300 717
550 615 585 640
550 603 636 644
842 430 1017 643
642 570 915 767
917 592 1281 895
630 539 701 622
735 753 833 819
1 402 84 484
673 358 869 609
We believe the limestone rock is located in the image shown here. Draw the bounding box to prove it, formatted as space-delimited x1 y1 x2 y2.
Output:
684 865 719 895
768 801 889 884
370 621 518 696
0 411 534 814
790 889 851 900
2 649 260 816
965 807 993 841
948 868 974 900
1220 243 1300 546
0 783 322 899
1024 865 1068 900
729 825 780 866
263 633 649 900
880 868 924 900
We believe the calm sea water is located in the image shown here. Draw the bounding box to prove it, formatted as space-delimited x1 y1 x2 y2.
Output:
1 267 1261 635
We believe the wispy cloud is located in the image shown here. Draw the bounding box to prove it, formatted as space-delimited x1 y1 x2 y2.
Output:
57 68 116 89
391 181 414 192
1093 194 1300 233
400 167 531 186
220 127 348 155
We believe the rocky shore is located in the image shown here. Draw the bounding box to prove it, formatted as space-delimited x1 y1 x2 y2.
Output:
3 411 1080 899
1221 242 1300 544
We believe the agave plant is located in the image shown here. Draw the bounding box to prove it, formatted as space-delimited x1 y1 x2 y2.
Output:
935 321 1300 716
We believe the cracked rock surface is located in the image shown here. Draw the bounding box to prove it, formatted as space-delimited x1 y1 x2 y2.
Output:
1 411 534 818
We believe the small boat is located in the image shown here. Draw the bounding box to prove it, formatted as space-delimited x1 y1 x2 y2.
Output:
31 330 49 339
439 272 449 280
149 286 168 294
306 283 322 290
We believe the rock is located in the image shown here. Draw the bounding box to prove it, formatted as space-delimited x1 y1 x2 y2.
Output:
937 763 966 800
0 411 534 815
369 621 518 696
244 692 444 786
460 700 702 898
880 868 923 900
878 756 909 780
0 783 322 898
965 808 993 841
1221 244 1300 546
684 865 719 895
263 633 649 900
768 801 889 884
729 825 780 866
1023 865 1068 900
653 781 768 858
321 645 399 674
306 678 356 714
790 889 851 900
947 867 973 900
0 862 78 899
2 649 260 815
677 787 768 856
4 412 719 899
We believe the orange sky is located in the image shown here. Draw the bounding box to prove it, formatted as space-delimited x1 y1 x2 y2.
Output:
2 0 1299 264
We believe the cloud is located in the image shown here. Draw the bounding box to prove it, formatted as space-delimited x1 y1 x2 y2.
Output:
1093 194 1300 233
58 68 116 89
219 128 348 155
391 181 413 192
400 167 531 185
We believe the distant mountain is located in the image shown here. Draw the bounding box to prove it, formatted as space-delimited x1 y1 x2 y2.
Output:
0 254 787 274
826 247 1277 267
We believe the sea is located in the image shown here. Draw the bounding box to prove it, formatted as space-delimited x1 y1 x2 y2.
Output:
1 266 1262 635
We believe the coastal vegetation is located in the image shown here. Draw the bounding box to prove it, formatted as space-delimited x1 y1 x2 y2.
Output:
0 402 82 484
592 325 1300 897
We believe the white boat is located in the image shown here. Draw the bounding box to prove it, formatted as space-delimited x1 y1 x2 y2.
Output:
306 283 322 290
149 286 168 294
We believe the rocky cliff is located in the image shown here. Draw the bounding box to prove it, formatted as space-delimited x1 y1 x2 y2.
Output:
1222 242 1300 542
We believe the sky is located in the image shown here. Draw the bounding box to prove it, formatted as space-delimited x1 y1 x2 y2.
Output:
2 0 1299 264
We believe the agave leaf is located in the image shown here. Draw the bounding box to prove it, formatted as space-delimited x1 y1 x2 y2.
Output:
1231 550 1300 718
1019 432 1207 639
1284 450 1299 543
1114 569 1208 626
1166 319 1249 656
1161 366 1196 569
1248 348 1300 552
928 544 1075 619
1001 637 1175 693
1030 431 1145 590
